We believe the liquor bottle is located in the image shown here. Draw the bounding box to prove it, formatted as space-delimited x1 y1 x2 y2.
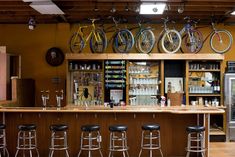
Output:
217 80 220 93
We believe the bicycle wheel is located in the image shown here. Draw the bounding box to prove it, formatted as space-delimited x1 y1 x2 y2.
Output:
161 29 181 54
182 29 203 53
135 28 155 54
90 28 107 53
69 32 85 53
112 29 134 53
210 29 233 54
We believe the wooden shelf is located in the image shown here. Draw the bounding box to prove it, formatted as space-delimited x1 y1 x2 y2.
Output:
189 69 220 72
210 128 226 135
66 53 224 61
189 94 221 96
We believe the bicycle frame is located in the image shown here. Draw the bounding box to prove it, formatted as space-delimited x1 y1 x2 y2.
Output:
75 20 102 45
202 22 218 44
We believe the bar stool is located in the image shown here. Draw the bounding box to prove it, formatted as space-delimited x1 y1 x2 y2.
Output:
108 125 129 157
138 124 163 157
0 124 9 157
77 124 103 157
15 124 39 157
186 126 206 157
49 124 69 157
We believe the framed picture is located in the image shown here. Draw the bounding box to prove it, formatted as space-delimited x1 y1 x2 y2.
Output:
165 77 183 93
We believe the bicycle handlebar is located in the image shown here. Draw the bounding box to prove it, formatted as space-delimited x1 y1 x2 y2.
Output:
88 18 100 23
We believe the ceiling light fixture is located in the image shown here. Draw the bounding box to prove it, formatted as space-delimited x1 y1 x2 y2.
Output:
110 3 116 13
139 3 166 15
231 11 235 15
177 3 185 14
28 17 36 30
125 3 129 12
94 2 99 12
29 1 64 14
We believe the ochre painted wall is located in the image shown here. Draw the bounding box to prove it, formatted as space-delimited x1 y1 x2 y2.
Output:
0 23 235 106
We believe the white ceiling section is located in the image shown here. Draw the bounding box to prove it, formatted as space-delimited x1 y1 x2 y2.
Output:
23 0 65 15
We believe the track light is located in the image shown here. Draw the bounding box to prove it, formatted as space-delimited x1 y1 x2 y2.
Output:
110 3 116 13
28 17 36 30
125 3 129 12
93 2 99 12
177 3 184 14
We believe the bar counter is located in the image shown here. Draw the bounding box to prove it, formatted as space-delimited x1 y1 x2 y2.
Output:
0 105 224 157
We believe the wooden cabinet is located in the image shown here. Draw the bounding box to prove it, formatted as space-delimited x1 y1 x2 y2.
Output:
66 53 226 139
0 47 21 101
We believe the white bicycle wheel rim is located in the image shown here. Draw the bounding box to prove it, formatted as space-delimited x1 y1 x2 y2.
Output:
210 30 233 54
161 29 181 54
136 29 155 53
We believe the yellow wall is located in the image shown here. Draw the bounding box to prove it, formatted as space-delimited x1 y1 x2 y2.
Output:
0 23 235 106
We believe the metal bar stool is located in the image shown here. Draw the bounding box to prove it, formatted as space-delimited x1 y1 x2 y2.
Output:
77 124 103 157
108 125 129 157
186 126 206 157
0 124 9 157
138 124 163 157
49 124 69 157
15 124 39 157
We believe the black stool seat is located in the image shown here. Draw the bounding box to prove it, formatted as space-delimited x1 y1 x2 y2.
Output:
81 125 100 132
109 125 127 132
50 124 68 131
186 126 205 133
0 124 6 129
18 124 36 131
142 124 160 131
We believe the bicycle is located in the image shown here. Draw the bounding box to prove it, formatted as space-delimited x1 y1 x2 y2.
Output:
129 18 155 54
202 19 233 54
69 18 107 53
179 17 203 54
157 17 182 54
99 16 134 53
104 16 134 53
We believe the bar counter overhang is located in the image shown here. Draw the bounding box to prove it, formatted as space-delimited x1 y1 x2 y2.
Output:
0 105 224 157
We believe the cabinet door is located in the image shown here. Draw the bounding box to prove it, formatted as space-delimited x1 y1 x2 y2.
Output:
68 61 103 105
128 61 160 105
226 77 235 122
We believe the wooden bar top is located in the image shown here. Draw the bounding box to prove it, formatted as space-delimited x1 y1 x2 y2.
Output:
0 105 224 114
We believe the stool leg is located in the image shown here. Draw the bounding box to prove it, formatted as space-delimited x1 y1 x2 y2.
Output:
88 132 92 157
34 131 39 157
122 133 125 157
15 150 19 157
108 132 113 157
200 133 205 157
29 131 33 157
138 131 144 157
124 132 129 157
77 132 83 157
98 131 103 157
64 131 70 157
186 133 191 157
23 131 26 157
158 130 164 157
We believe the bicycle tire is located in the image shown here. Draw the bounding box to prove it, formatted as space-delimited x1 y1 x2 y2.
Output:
157 33 164 53
90 28 107 53
112 29 134 53
161 29 181 54
69 32 85 53
210 29 233 54
135 28 155 54
181 29 203 54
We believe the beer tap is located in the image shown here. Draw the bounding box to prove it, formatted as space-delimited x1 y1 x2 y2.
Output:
41 90 49 108
56 90 63 108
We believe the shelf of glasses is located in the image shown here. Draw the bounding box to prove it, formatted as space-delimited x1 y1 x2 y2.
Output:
189 93 221 96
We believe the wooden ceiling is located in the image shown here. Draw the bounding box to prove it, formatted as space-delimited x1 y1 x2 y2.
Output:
1 0 235 24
